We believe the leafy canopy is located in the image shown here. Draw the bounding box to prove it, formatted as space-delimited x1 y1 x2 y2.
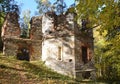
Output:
75 0 120 80
77 0 120 30
35 0 67 15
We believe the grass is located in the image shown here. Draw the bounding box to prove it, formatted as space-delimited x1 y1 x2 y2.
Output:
0 53 78 84
0 53 119 84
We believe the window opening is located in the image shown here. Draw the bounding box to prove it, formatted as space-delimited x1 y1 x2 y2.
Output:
58 46 62 60
82 46 88 64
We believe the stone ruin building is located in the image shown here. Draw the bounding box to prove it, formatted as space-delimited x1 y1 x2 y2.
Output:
1 11 95 79
1 12 42 61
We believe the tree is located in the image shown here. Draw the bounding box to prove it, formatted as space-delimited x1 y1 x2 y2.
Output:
53 0 67 14
0 0 19 21
75 0 120 80
76 0 120 32
35 0 67 15
20 10 31 38
0 0 19 13
35 0 51 14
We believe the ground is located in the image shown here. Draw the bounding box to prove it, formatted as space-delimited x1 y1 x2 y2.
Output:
0 53 74 84
0 53 118 84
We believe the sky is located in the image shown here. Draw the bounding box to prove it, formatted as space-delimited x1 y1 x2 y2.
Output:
15 0 75 18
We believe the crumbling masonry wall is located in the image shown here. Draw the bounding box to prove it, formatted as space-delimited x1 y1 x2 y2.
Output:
1 11 95 79
42 12 95 78
1 12 20 38
1 12 42 61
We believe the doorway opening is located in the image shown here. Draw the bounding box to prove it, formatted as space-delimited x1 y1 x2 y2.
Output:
17 47 30 61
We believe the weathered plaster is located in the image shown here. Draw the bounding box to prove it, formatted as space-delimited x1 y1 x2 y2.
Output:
1 11 95 79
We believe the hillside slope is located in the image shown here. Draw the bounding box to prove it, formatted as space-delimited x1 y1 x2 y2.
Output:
0 53 77 84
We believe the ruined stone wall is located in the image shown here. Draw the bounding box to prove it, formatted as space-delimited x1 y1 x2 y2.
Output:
1 11 94 79
2 12 21 56
74 21 94 78
74 33 94 68
2 12 42 61
30 16 42 40
42 12 55 35
3 38 41 60
1 12 20 38
42 12 94 78
42 37 75 77
42 12 75 38
42 12 76 78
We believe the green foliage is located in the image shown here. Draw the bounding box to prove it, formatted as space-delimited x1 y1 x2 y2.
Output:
93 23 120 80
20 10 31 38
22 61 71 80
0 0 19 13
94 29 120 80
76 0 120 30
53 0 67 14
35 0 69 15
0 53 119 83
35 0 52 14
76 0 120 80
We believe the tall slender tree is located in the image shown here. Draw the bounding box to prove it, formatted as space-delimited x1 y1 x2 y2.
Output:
20 10 31 38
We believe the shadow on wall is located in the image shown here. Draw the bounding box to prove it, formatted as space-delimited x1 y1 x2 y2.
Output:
17 47 30 61
45 56 74 77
